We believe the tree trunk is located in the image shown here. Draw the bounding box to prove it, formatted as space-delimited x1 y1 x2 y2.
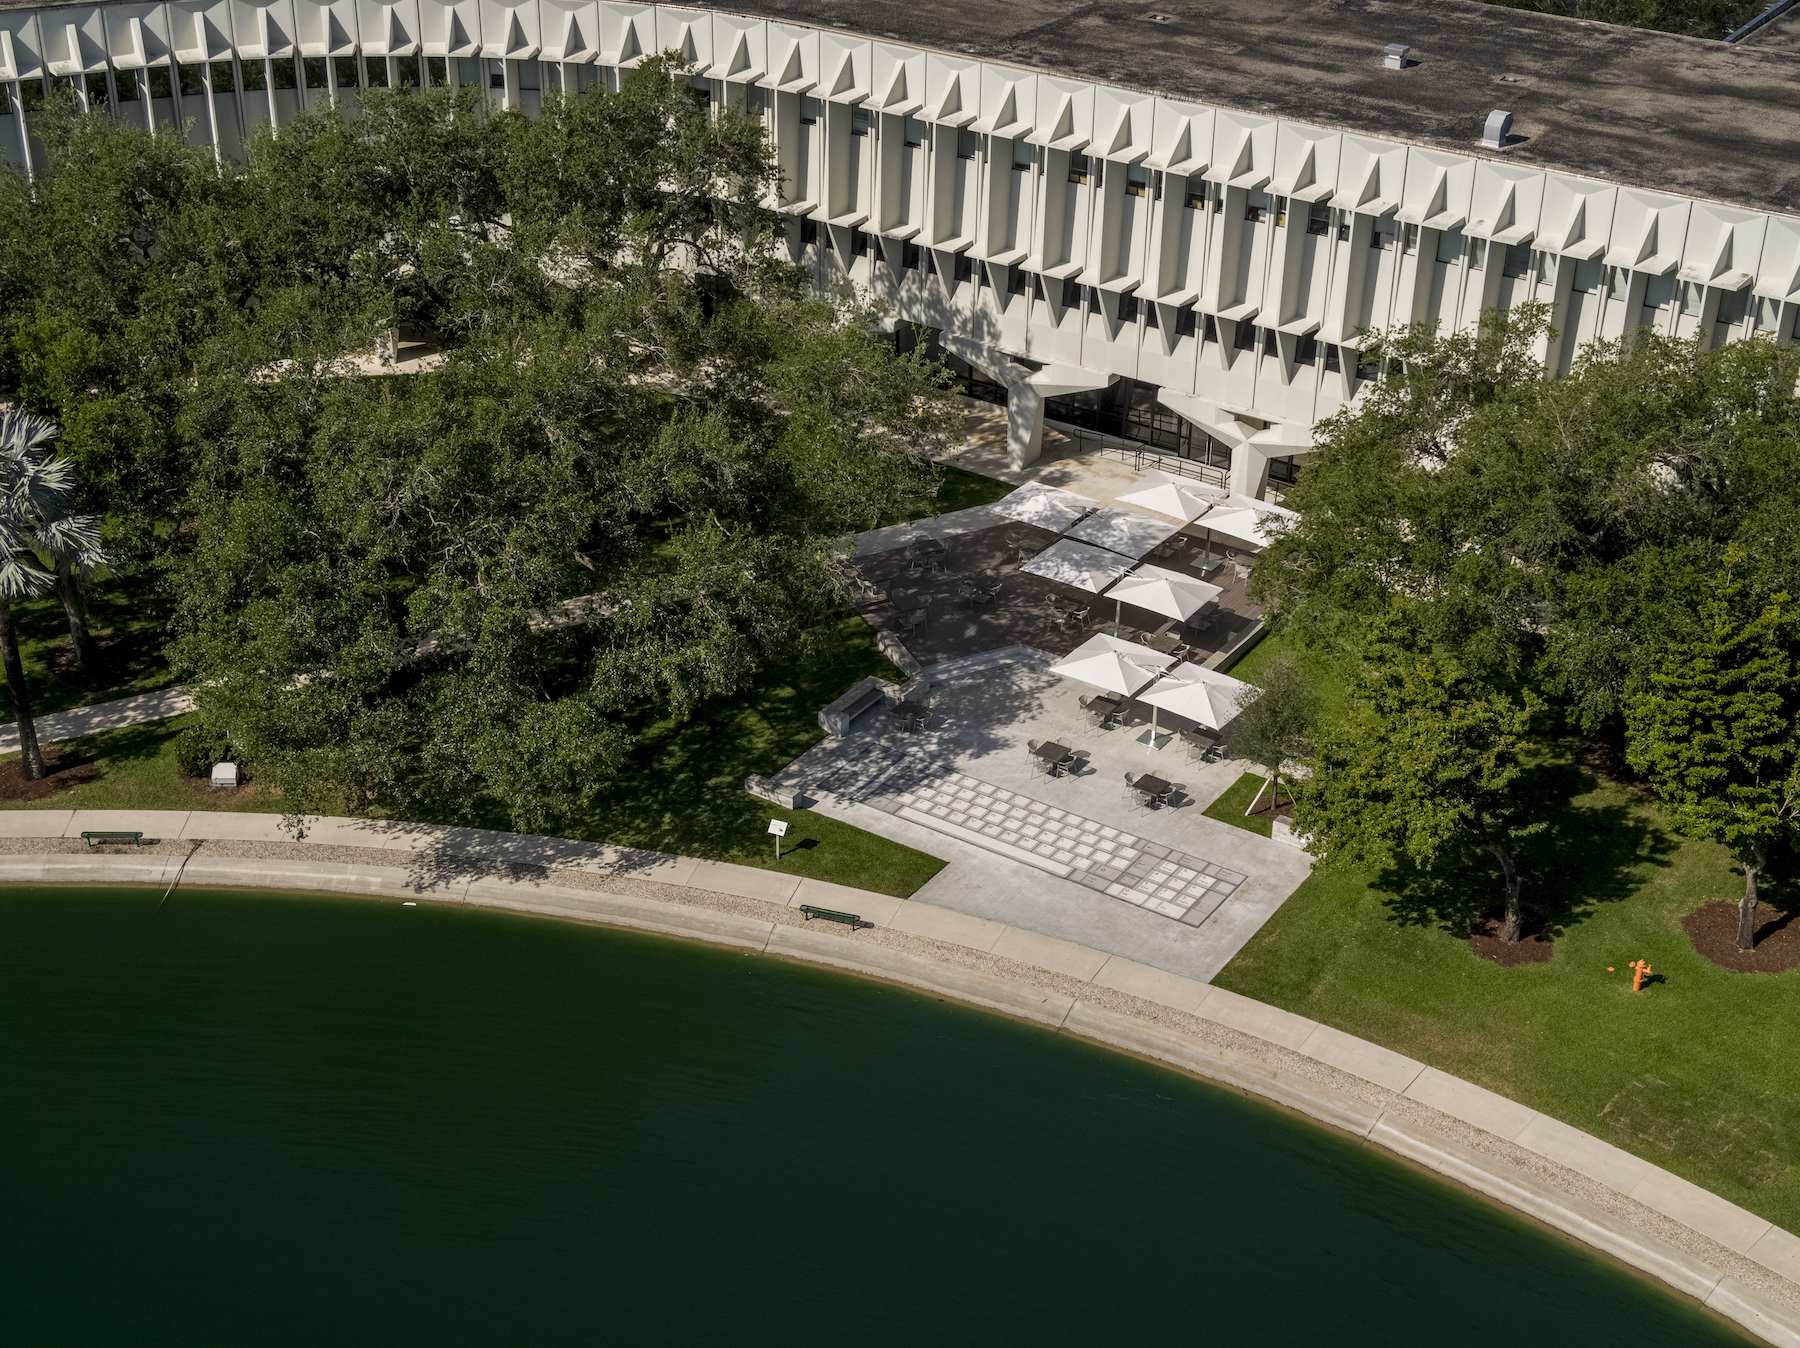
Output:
1483 841 1525 943
0 598 46 781
1738 849 1765 952
55 558 97 673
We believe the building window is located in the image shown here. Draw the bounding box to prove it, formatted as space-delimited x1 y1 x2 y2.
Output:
1467 238 1486 271
1062 277 1081 308
304 57 328 90
851 232 869 258
1435 227 1463 265
1570 259 1603 293
335 55 363 89
799 218 819 247
1119 293 1139 324
903 115 925 147
1356 355 1380 381
365 56 389 88
902 241 922 270
1336 216 1350 242
1267 456 1301 488
1125 165 1149 198
956 127 979 160
1176 306 1198 338
1245 202 1266 224
1678 279 1704 313
851 106 872 137
177 63 206 96
1716 288 1749 326
1324 344 1342 373
241 60 267 93
800 94 821 125
745 84 768 116
1033 275 1048 302
1008 268 1029 296
1605 265 1627 298
427 55 448 87
1306 202 1330 236
1402 223 1419 254
1370 223 1394 250
1068 153 1091 185
954 253 975 285
1502 243 1532 278
1233 321 1257 351
1012 138 1035 170
208 61 235 93
1274 197 1288 227
1263 329 1279 357
272 59 299 91
115 67 142 100
1295 334 1318 366
1537 251 1559 286
83 72 109 106
1186 186 1207 211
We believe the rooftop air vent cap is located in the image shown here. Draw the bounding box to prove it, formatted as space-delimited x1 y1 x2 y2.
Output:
1384 43 1411 69
1481 109 1514 150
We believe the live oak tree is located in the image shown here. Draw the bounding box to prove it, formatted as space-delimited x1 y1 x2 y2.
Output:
1294 622 1543 943
1625 564 1800 950
1231 651 1318 814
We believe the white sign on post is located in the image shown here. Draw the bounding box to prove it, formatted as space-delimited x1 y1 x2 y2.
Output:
768 817 788 859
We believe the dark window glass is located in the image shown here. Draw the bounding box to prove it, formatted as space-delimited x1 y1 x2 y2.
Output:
397 55 420 89
852 106 871 137
1176 306 1198 338
518 59 540 91
1032 275 1047 302
84 72 109 106
1232 321 1256 351
1125 165 1149 198
1356 355 1380 381
336 56 362 89
0 83 9 115
242 59 267 92
211 61 236 93
486 58 504 90
1186 187 1206 211
903 115 924 147
1012 138 1034 170
1267 455 1301 487
1145 303 1158 330
1118 293 1139 324
178 63 206 96
1716 287 1750 326
427 55 449 87
1245 203 1266 223
1274 198 1288 227
114 67 141 101
365 57 389 88
956 128 979 159
272 58 298 91
1295 334 1318 366
1008 269 1028 296
303 58 327 91
799 218 819 246
1203 315 1218 343
1502 243 1532 278
745 84 767 115
1306 202 1330 237
800 94 820 124
1068 153 1090 186
1263 329 1279 357
148 66 173 99
902 241 922 270
1062 277 1080 308
1324 344 1342 373
1041 377 1228 468
851 232 869 258
954 254 974 284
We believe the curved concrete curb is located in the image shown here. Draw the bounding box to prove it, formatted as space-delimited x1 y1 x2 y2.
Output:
3 847 1798 1345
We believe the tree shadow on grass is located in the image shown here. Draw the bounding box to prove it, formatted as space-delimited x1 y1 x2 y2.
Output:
1373 759 1676 939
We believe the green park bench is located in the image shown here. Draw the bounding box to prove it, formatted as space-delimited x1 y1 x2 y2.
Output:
799 904 863 929
81 831 145 848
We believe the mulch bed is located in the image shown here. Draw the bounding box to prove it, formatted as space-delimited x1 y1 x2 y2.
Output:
1468 905 1556 966
44 630 153 686
0 750 100 801
1682 900 1800 973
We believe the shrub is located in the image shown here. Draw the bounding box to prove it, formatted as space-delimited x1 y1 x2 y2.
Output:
174 725 232 778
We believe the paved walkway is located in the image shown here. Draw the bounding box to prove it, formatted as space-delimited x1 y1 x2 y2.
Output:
0 685 195 754
3 830 1798 1346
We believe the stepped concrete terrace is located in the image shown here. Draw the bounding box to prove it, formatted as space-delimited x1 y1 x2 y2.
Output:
775 645 1310 983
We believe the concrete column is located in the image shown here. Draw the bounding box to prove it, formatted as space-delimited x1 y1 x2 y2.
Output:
1006 382 1046 469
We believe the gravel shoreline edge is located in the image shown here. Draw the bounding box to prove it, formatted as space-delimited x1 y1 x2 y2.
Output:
4 845 1797 1347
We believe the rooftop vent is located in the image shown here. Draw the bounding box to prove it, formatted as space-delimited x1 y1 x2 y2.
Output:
1481 109 1514 150
1144 12 1175 22
1384 43 1412 69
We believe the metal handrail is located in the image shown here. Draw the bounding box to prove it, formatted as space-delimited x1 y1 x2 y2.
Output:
1725 0 1798 41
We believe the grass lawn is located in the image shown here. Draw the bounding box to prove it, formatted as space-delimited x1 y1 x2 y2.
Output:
2 617 948 900
1217 747 1800 1233
932 462 1015 515
1202 771 1273 839
0 570 178 723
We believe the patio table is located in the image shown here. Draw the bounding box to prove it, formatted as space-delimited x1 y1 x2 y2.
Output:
892 592 931 613
915 537 947 555
1133 773 1173 802
895 700 932 725
1145 632 1183 655
1032 740 1072 764
1191 557 1225 577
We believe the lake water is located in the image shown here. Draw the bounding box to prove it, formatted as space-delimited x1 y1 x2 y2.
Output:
0 887 1746 1344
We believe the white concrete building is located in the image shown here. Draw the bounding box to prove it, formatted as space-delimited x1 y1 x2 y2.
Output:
3 0 1797 496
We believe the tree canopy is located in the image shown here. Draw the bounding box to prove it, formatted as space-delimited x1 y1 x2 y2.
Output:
0 65 961 830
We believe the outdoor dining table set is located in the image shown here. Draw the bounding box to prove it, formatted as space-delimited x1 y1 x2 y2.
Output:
1027 738 1089 778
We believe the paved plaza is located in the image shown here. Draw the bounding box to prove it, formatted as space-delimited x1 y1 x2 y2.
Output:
776 646 1313 982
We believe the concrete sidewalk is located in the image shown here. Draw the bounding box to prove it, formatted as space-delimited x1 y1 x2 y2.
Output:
0 685 196 754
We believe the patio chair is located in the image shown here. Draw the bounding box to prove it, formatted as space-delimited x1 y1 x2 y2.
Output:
1122 771 1151 812
1161 781 1185 808
957 578 980 602
1078 694 1118 729
971 582 1001 608
1233 561 1252 581
1181 728 1221 763
901 607 929 632
1064 748 1091 777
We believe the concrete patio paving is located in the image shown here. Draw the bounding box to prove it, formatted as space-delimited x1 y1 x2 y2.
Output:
776 646 1312 983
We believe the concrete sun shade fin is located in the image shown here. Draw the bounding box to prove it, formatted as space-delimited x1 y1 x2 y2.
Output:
1064 506 1184 561
1046 632 1176 696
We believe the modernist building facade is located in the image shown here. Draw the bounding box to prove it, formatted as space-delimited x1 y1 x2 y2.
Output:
3 0 1798 497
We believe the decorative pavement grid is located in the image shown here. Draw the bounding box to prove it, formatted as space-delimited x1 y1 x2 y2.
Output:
864 770 1247 926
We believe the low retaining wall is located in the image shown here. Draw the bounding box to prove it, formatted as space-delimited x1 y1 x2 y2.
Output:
2 830 1797 1345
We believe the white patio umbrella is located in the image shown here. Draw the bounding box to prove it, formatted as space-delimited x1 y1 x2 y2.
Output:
1114 469 1219 524
988 481 1100 532
1102 563 1223 632
1200 493 1299 553
1021 538 1134 595
1065 505 1183 560
1047 633 1176 697
1135 662 1250 749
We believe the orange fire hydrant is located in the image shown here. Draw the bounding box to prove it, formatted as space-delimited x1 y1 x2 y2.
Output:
1629 958 1653 993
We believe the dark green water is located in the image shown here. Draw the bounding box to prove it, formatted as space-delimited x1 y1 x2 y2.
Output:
0 888 1745 1345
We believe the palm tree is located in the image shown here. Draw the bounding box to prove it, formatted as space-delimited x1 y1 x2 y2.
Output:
0 411 107 781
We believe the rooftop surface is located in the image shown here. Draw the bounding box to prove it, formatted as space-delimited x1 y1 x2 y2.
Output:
706 0 1800 215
